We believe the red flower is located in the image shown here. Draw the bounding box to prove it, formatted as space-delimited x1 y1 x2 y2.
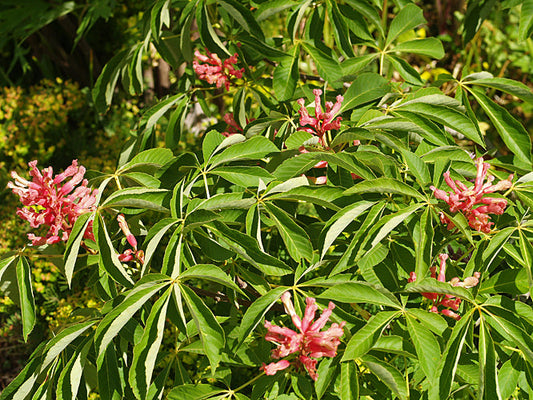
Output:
297 89 343 143
220 113 254 137
8 160 98 246
261 292 345 381
117 214 144 264
193 49 244 91
430 157 513 233
408 254 480 320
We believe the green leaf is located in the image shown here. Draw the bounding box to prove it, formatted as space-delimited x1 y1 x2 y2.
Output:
404 278 474 302
397 99 484 146
97 342 124 400
341 54 378 78
165 97 189 149
478 317 501 400
318 282 402 309
181 285 225 371
413 207 433 280
385 3 426 46
392 38 444 59
519 0 533 41
340 73 389 112
405 314 440 380
129 287 171 400
273 49 299 101
464 76 533 103
217 0 264 40
57 337 92 400
202 130 225 164
367 204 423 250
143 218 181 273
179 264 244 294
339 360 359 400
94 278 170 355
361 355 408 400
435 311 473 400
407 308 448 336
391 111 449 146
101 188 170 213
167 384 225 400
468 88 532 166
42 320 96 370
210 166 276 187
341 311 400 361
320 201 375 259
94 214 135 288
118 148 175 173
498 356 522 399
263 202 313 262
208 136 279 168
302 42 342 84
518 230 533 295
328 0 355 57
196 1 231 56
479 266 529 295
209 221 292 276
484 309 533 366
16 256 35 341
92 49 128 113
64 212 94 287
315 358 339 399
343 177 425 200
237 286 288 346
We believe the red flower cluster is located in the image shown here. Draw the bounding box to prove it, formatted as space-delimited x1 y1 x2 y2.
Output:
8 160 98 246
193 49 244 91
430 157 513 233
261 292 345 381
117 214 144 264
408 254 480 320
297 89 343 144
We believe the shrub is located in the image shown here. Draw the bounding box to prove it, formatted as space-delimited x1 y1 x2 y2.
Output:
1 1 533 399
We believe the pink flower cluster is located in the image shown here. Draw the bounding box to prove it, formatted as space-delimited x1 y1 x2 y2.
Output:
8 160 98 246
408 254 480 320
261 292 345 381
193 49 244 91
117 214 144 264
297 89 343 144
430 157 513 233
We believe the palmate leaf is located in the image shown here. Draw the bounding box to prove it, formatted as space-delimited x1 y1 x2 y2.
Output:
342 311 402 361
180 285 225 372
468 88 532 167
208 135 279 168
385 3 426 46
273 46 299 101
478 316 501 400
263 202 313 262
433 310 473 400
405 314 440 380
392 38 444 59
361 355 408 400
64 212 95 287
16 256 35 341
129 287 171 400
237 286 288 346
318 282 402 309
343 177 425 200
94 277 171 356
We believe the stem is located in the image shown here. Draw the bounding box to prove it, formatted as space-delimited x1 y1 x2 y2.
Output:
202 171 211 198
233 372 265 393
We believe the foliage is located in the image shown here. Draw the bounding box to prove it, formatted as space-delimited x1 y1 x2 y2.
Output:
1 1 533 400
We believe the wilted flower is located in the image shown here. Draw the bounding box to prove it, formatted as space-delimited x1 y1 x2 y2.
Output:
430 157 513 233
297 89 343 143
261 292 345 381
408 254 480 320
8 160 98 246
193 49 244 91
117 214 144 264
